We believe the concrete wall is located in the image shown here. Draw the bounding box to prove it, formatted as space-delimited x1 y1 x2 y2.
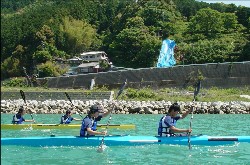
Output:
36 61 250 89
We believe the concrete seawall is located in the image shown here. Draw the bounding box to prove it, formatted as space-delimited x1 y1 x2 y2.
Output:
36 61 250 89
1 91 114 101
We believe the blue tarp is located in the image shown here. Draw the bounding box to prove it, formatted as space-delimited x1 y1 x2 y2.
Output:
156 39 176 68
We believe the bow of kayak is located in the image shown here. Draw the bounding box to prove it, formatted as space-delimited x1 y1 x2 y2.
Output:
2 135 250 147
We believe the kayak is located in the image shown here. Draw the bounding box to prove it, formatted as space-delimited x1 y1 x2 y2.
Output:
1 124 135 130
2 135 250 147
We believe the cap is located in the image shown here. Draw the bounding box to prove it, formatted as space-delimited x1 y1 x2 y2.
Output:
66 110 71 115
89 104 104 113
168 103 180 112
18 107 24 113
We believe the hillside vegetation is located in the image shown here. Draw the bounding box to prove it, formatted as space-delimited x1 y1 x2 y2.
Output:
1 0 250 80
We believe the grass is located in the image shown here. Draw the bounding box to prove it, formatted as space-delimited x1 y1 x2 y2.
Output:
1 86 250 102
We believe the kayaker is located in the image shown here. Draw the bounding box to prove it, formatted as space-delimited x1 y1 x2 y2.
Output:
80 104 112 137
60 110 82 124
12 106 35 124
158 103 193 136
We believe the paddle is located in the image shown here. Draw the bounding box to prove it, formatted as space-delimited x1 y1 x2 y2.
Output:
188 80 201 150
65 92 84 119
20 90 35 123
97 80 127 152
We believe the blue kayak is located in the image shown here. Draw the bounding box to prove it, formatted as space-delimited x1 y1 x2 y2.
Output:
1 135 250 147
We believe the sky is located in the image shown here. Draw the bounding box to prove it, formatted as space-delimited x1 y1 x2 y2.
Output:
196 0 250 7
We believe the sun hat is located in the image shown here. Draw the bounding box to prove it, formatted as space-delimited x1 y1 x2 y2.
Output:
89 104 104 113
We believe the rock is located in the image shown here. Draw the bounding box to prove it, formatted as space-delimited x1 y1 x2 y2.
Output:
0 99 249 114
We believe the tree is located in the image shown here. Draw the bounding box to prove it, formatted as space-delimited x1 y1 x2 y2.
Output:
35 25 55 45
58 16 101 55
188 8 224 36
236 6 250 27
248 17 250 33
109 16 161 68
37 61 67 78
222 13 238 32
180 38 235 64
33 50 53 64
239 42 250 61
1 57 21 79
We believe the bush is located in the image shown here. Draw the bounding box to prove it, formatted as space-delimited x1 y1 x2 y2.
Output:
2 77 28 87
33 50 52 64
37 61 67 77
126 88 156 99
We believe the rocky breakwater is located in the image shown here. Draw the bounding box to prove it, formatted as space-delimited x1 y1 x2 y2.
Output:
1 99 250 114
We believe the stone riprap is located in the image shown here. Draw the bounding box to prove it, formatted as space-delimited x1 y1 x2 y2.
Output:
1 99 250 114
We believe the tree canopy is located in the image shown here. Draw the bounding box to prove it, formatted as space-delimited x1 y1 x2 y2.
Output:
1 0 250 79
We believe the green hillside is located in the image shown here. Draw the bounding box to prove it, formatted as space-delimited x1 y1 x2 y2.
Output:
1 0 250 80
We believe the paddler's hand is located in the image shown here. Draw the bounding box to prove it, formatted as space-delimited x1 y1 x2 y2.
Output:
100 130 107 135
189 103 197 112
186 129 192 133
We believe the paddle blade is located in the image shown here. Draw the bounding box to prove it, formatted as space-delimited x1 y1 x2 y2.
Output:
97 144 107 153
188 139 192 150
65 92 72 104
78 113 83 119
116 80 127 99
193 80 201 101
30 114 36 123
20 90 26 103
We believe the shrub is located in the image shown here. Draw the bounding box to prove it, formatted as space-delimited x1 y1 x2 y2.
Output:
126 88 156 99
2 77 27 87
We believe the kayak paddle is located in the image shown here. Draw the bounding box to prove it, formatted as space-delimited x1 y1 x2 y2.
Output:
188 80 201 150
65 92 84 119
20 90 35 123
97 80 127 152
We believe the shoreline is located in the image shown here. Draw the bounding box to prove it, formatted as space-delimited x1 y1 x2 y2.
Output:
1 99 250 114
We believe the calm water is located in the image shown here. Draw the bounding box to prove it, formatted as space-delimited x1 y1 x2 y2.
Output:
1 114 250 165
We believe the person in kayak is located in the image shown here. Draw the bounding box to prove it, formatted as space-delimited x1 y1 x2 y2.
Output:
12 106 35 124
60 110 82 124
158 103 193 136
80 104 112 137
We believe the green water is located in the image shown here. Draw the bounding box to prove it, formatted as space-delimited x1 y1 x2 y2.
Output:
1 114 250 165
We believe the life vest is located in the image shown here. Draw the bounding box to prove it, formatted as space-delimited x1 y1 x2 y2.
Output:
158 116 167 136
12 114 24 124
80 116 98 137
158 115 175 137
61 115 73 124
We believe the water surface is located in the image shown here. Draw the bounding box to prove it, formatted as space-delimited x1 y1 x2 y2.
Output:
1 114 250 165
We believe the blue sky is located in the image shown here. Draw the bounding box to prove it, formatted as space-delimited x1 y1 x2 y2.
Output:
196 0 250 7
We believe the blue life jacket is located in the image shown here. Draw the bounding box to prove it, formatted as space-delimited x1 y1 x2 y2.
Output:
60 115 73 124
158 116 167 136
80 115 100 137
159 115 188 137
158 115 176 136
12 114 24 124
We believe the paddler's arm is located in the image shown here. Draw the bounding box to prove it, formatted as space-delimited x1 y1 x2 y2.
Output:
170 126 192 133
73 118 82 121
24 119 35 122
86 127 107 135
